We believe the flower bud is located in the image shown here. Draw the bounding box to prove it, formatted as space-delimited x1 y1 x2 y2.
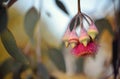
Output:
62 28 71 47
79 28 90 47
68 29 79 48
88 23 98 40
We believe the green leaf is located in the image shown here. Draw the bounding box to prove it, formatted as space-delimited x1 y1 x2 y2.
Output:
0 29 29 64
76 57 84 73
24 7 39 43
13 64 29 79
37 63 50 79
55 0 69 15
0 58 21 77
48 48 66 72
0 6 8 32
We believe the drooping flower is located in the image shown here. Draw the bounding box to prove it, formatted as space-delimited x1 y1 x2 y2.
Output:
68 29 79 48
88 23 99 40
62 27 71 47
72 41 98 57
79 28 90 47
62 0 100 57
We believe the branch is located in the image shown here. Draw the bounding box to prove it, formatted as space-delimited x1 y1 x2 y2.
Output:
7 0 17 8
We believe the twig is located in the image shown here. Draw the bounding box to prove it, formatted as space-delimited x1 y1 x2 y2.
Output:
24 41 31 55
35 0 43 63
78 0 81 13
7 0 17 8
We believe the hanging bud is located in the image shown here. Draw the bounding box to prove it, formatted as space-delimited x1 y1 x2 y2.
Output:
79 28 90 47
62 28 71 47
88 23 99 40
68 29 79 48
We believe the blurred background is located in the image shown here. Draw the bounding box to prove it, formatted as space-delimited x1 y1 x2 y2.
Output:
0 0 119 79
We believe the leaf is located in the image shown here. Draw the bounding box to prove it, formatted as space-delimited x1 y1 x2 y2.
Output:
0 29 29 64
24 7 39 43
95 18 113 37
0 6 8 32
55 0 69 15
76 57 84 73
37 63 50 79
0 58 21 78
0 0 8 4
13 64 29 79
48 48 66 72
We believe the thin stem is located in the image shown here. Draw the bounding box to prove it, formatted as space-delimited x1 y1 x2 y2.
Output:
78 0 81 13
36 25 41 63
24 41 31 55
35 0 42 63
68 14 78 31
83 13 93 24
79 14 83 28
82 14 90 25
73 14 79 29
81 17 83 28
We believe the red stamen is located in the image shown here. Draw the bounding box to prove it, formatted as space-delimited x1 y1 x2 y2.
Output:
72 41 98 57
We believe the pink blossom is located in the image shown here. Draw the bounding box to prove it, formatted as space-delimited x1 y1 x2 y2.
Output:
72 41 98 57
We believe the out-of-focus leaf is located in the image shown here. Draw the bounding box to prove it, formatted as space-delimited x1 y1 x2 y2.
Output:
48 48 66 72
76 57 84 73
95 18 113 37
0 6 8 32
13 64 29 79
24 7 39 43
0 29 29 64
0 0 8 4
69 16 80 31
55 0 69 15
37 63 50 79
0 58 21 78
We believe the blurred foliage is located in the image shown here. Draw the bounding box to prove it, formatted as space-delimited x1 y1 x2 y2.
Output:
0 28 28 64
48 47 66 72
0 1 28 66
24 7 39 43
0 58 22 79
0 0 8 4
95 18 114 38
76 57 84 73
0 0 117 79
36 63 50 79
0 6 8 32
55 0 69 16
